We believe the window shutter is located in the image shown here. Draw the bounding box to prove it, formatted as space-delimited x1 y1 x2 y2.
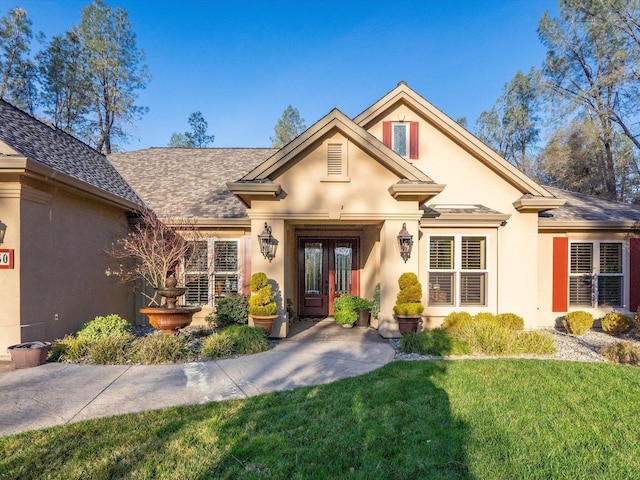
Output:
630 238 640 311
409 122 419 159
382 121 392 148
242 236 251 295
552 237 569 312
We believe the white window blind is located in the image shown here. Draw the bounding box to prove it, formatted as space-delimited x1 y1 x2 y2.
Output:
184 241 209 306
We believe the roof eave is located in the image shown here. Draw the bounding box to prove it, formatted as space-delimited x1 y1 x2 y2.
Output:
539 220 640 231
388 182 446 204
226 182 282 207
513 197 566 212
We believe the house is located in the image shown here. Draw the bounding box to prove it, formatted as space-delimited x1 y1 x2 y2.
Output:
109 82 640 337
0 99 144 358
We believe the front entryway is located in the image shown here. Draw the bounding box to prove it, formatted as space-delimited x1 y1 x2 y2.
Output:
298 237 359 316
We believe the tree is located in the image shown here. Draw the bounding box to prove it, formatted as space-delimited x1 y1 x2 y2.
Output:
538 0 639 199
74 0 149 153
0 7 37 113
37 31 91 134
168 111 215 147
475 69 541 176
270 105 306 148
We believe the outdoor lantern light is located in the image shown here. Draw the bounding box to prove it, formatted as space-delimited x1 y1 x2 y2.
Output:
397 222 413 263
0 220 6 244
258 222 276 262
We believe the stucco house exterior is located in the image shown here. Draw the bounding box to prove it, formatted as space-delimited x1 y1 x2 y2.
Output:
109 82 640 338
0 99 144 358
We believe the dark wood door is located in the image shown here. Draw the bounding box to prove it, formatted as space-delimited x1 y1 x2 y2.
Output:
298 238 358 317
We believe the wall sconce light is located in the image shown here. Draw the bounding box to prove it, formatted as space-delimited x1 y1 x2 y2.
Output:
0 220 7 244
397 222 413 263
258 222 276 262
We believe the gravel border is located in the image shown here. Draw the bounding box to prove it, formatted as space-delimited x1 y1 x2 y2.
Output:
390 329 640 363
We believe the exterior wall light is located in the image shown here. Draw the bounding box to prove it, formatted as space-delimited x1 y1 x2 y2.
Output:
258 222 276 262
0 220 6 244
398 222 413 263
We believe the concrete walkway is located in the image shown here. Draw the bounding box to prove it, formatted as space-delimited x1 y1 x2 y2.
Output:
0 320 395 437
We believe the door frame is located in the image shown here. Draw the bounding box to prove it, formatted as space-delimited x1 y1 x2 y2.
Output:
297 236 360 317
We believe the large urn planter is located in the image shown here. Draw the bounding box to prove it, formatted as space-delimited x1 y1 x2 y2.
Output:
355 308 371 328
395 315 421 336
250 314 277 336
7 341 52 368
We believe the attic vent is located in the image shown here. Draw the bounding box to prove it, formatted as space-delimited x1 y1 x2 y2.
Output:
327 143 343 176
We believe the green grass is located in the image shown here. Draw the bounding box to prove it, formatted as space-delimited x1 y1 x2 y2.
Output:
2 360 640 479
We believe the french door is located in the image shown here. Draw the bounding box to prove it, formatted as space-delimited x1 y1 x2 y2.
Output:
298 238 359 317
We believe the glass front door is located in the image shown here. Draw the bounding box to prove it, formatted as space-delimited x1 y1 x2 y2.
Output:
298 238 359 317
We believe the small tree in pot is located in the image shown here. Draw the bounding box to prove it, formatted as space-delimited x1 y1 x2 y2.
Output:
248 272 277 336
393 272 424 335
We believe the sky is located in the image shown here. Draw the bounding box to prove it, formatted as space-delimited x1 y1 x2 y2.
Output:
7 0 559 151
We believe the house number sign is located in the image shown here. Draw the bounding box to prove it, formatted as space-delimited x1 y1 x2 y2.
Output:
0 249 14 269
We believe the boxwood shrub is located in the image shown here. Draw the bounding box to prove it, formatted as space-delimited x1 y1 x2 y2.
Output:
600 312 633 336
563 311 594 336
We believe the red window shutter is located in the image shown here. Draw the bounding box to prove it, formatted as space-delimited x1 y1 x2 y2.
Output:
552 237 569 312
629 238 640 312
409 122 419 159
242 236 252 296
382 121 391 148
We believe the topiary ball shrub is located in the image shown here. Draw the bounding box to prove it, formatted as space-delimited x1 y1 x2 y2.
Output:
563 310 594 336
442 311 473 335
496 313 525 331
248 272 277 317
211 294 249 328
76 314 131 342
399 328 470 356
601 312 633 336
202 325 269 359
473 312 498 325
131 333 192 364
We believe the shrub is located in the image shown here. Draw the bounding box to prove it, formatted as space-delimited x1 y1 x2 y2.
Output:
51 335 89 361
333 294 358 325
496 313 525 331
248 272 277 316
131 333 192 364
86 333 135 364
76 314 131 342
442 311 473 335
371 283 380 320
601 312 633 336
201 325 269 359
399 328 470 356
456 322 516 355
286 298 296 320
513 331 557 355
211 294 249 328
600 341 640 365
393 273 423 316
634 308 640 338
473 312 498 325
563 311 594 336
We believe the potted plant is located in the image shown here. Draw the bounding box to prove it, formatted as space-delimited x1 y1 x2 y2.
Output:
334 294 358 328
393 272 424 335
7 341 52 369
248 272 278 336
109 209 201 334
353 296 373 327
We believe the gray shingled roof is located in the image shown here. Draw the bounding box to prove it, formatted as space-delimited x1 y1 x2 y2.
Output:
108 148 277 218
543 186 640 222
0 99 143 206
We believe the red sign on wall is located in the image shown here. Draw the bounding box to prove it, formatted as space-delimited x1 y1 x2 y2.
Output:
0 249 14 269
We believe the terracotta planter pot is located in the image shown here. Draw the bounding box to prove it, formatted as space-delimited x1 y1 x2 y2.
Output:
140 306 201 335
395 315 421 336
355 308 371 327
7 341 51 368
250 314 277 336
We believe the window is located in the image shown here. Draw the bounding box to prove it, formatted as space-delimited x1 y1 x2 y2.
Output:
183 239 240 306
569 241 623 307
392 124 408 157
382 121 419 159
428 235 487 306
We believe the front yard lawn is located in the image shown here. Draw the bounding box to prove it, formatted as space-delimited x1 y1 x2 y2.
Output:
1 359 639 479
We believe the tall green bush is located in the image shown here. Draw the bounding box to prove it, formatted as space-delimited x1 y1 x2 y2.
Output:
334 294 358 325
211 294 249 328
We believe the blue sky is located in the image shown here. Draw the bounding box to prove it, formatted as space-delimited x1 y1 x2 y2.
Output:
10 0 558 150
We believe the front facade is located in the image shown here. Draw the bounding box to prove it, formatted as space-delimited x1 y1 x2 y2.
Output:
110 82 640 337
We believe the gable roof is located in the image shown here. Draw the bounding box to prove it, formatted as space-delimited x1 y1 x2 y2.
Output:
0 99 143 209
539 186 640 230
109 148 276 221
354 82 556 199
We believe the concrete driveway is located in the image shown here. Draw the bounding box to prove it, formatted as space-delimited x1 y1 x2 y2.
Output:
0 320 395 437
